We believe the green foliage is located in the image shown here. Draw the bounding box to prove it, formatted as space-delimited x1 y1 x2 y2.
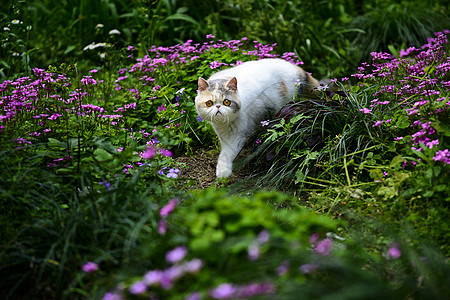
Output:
1 1 450 299
249 31 450 254
3 0 448 80
352 0 449 59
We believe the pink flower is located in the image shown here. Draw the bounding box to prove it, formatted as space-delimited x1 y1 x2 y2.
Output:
129 281 146 295
184 258 203 273
141 146 156 159
299 263 319 274
247 244 260 261
166 246 188 264
210 283 236 299
257 230 270 244
387 244 401 259
82 261 98 273
159 148 173 157
314 238 333 256
185 292 202 300
359 107 372 114
158 219 167 235
144 270 163 285
160 198 178 218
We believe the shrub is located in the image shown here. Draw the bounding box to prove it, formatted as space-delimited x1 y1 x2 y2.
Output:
249 30 450 253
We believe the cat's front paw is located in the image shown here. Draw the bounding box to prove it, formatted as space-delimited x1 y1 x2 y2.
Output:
216 163 232 178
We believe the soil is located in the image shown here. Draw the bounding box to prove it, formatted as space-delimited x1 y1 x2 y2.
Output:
174 147 255 189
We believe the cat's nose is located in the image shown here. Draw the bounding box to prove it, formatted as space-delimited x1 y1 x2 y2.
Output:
216 105 221 108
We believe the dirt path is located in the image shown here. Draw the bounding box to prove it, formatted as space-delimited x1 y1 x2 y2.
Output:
174 148 255 189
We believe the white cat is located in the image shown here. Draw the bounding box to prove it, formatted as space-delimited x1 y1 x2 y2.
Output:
195 58 319 178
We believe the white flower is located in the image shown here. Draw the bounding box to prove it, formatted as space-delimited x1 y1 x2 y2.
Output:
3 27 10 31
11 19 22 25
100 53 106 59
83 42 111 51
95 23 104 29
108 29 121 35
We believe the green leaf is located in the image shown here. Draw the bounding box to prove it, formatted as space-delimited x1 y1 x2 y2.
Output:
165 14 200 26
48 138 66 148
396 115 410 129
295 171 306 184
64 45 76 54
390 155 404 167
94 148 113 162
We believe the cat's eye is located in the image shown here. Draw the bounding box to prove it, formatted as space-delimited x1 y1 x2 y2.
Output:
223 99 231 106
206 100 214 107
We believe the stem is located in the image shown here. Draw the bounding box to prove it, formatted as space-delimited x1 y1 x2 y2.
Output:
343 156 351 186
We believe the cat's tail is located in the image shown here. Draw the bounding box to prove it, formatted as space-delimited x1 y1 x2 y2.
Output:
306 75 340 99
297 66 338 98
297 69 320 97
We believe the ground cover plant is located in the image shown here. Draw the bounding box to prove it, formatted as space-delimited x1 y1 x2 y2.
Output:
248 30 450 252
1 29 449 299
1 1 450 299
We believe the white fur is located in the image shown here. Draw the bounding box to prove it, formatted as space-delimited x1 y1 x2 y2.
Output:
196 58 314 178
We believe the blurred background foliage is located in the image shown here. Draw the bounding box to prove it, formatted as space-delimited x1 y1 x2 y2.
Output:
1 0 449 80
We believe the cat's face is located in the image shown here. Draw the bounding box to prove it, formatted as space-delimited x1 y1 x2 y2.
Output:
195 77 241 124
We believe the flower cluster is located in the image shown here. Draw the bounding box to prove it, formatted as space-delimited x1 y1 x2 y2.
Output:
209 282 275 299
104 246 203 299
348 30 450 165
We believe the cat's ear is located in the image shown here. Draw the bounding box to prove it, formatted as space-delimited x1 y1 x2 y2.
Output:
226 77 238 92
198 77 209 92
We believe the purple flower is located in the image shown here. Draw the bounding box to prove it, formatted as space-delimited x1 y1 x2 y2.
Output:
276 260 290 276
185 292 202 300
433 149 450 164
166 246 188 264
166 168 181 178
159 148 173 157
129 281 147 295
314 238 333 256
299 263 320 274
158 219 167 235
141 146 156 159
373 120 383 127
210 283 236 299
309 232 320 244
157 104 166 113
234 283 275 298
197 115 204 122
247 244 260 261
160 198 178 218
82 261 98 273
103 291 124 300
164 265 184 281
257 230 270 244
387 244 402 259
359 107 372 114
144 270 163 286
184 258 203 273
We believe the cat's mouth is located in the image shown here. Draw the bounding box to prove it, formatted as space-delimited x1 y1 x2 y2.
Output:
215 110 222 116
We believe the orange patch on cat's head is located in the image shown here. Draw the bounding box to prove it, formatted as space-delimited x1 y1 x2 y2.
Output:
279 81 288 97
195 90 214 108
